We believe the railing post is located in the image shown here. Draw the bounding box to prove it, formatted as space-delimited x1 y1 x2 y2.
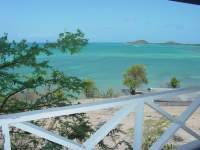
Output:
2 124 11 150
133 101 144 150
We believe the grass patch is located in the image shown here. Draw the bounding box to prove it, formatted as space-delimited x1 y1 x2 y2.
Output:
127 118 173 150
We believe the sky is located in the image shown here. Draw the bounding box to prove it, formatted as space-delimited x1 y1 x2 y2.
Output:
0 0 200 43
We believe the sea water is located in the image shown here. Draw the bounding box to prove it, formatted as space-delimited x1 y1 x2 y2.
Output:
38 43 200 91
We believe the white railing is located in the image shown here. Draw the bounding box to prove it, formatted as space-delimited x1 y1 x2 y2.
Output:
0 87 200 150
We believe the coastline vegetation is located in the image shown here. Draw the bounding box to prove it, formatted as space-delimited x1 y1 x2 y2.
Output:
123 64 148 95
142 118 173 150
168 77 180 88
82 79 98 98
83 79 120 98
127 118 174 150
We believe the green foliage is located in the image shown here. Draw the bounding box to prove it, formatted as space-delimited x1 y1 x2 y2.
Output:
100 88 119 98
169 77 180 88
57 29 88 54
82 83 119 98
127 118 173 150
82 79 98 98
0 31 95 149
123 64 148 95
143 118 173 150
0 30 88 113
11 111 122 150
104 88 115 98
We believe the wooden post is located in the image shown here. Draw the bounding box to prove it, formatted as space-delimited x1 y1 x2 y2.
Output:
2 124 11 150
133 102 144 150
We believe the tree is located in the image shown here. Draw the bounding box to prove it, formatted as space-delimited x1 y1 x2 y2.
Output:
123 64 148 95
0 31 129 149
0 30 88 113
169 77 180 88
82 79 98 98
0 30 95 149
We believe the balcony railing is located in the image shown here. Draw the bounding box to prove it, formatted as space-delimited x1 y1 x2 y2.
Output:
0 87 200 150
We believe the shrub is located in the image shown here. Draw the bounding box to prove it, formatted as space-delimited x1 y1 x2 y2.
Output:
169 77 180 88
123 64 148 95
143 118 173 150
82 79 98 98
127 118 174 150
101 88 119 98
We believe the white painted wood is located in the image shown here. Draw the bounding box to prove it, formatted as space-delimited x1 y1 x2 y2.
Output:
178 140 200 150
181 126 200 140
146 101 200 140
2 124 11 150
13 122 85 150
0 87 198 125
133 102 144 150
0 87 199 149
83 104 136 149
150 97 200 150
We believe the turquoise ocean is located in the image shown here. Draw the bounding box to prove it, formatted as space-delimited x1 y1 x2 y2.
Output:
39 43 200 91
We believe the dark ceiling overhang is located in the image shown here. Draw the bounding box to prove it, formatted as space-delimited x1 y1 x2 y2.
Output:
170 0 200 5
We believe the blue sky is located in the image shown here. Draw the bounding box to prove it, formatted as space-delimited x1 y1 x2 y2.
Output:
0 0 200 43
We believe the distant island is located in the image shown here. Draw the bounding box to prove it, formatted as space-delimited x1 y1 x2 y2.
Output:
162 41 181 45
128 40 200 46
161 41 200 46
128 40 149 45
